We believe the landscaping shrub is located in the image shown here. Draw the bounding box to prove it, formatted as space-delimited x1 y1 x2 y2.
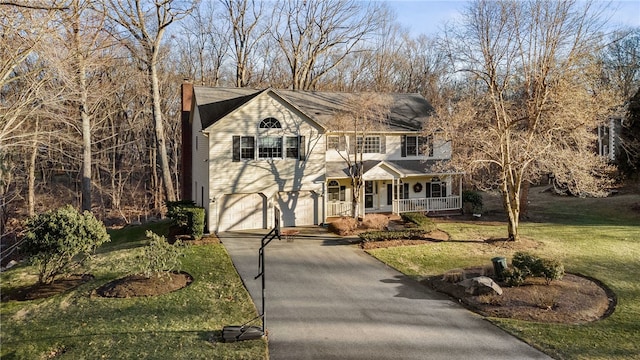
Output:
538 258 565 285
138 231 183 279
22 205 110 284
509 251 565 285
400 212 436 232
361 214 389 230
183 207 205 240
502 267 526 286
328 216 359 235
166 200 196 223
512 252 539 275
359 230 425 242
166 201 205 240
462 190 483 214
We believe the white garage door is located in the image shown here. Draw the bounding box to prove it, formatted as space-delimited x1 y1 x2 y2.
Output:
218 193 265 232
278 191 316 227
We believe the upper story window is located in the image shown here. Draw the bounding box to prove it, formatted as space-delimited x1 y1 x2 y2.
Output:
233 135 306 161
356 136 381 153
285 136 299 158
258 136 282 159
240 136 255 160
403 135 433 157
327 135 346 151
259 117 281 129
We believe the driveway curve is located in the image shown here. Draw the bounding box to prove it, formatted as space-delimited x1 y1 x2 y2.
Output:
220 228 552 360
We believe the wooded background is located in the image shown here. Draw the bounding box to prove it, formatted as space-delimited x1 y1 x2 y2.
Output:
1 0 638 244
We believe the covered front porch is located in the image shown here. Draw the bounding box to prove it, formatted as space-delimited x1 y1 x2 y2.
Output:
324 161 462 219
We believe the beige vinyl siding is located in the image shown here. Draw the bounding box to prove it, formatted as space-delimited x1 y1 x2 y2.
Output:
325 134 451 162
203 91 325 231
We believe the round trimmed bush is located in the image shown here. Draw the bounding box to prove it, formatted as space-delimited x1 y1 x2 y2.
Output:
23 205 110 284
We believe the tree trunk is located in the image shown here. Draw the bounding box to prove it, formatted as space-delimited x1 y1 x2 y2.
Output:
27 118 39 216
80 70 91 212
502 177 521 242
149 53 176 203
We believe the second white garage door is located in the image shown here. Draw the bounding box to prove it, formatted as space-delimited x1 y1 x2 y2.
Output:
277 191 317 227
218 193 266 232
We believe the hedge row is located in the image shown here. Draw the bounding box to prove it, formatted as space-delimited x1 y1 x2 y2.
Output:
359 230 426 242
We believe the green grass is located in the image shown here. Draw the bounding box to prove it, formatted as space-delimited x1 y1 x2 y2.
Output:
369 189 640 360
1 222 267 360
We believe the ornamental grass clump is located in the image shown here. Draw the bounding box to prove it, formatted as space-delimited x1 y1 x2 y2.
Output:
23 205 110 284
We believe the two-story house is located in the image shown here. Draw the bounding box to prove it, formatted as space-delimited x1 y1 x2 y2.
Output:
181 84 462 233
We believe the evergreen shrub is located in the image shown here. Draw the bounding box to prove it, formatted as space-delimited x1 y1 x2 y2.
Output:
23 205 110 284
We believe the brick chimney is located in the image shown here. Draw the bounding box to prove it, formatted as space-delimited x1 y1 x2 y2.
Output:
180 80 194 201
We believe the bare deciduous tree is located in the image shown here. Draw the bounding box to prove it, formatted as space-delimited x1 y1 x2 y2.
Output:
178 1 229 86
436 0 617 241
272 0 385 90
329 94 392 218
103 0 196 203
221 0 266 87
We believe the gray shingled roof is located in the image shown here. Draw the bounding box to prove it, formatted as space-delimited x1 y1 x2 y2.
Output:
193 86 434 131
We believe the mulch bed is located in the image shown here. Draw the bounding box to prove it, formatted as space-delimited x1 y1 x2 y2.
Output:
93 271 193 298
423 268 616 324
2 274 95 302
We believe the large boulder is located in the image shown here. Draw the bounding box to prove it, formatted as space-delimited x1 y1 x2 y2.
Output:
459 276 503 296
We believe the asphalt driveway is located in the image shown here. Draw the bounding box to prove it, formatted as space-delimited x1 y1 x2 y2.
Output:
220 228 552 360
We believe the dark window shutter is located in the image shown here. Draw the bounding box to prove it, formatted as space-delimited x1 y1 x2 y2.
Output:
403 183 409 198
232 136 240 162
387 184 393 205
401 135 406 157
380 135 386 153
426 182 432 198
298 135 306 160
428 135 434 157
442 182 447 197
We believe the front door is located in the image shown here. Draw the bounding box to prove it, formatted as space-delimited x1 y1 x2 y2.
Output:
365 181 375 209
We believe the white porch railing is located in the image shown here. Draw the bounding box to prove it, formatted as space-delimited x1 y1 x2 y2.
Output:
327 202 352 217
394 196 461 214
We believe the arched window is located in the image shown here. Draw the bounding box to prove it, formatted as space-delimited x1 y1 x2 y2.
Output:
259 117 281 129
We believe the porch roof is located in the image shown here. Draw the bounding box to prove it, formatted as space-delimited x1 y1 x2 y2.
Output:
325 160 459 180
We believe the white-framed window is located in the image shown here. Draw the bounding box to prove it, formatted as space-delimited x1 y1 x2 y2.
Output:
285 136 298 158
327 135 346 150
427 181 447 198
327 180 346 201
240 136 255 160
404 135 433 157
395 183 409 199
356 136 380 153
259 117 281 129
258 136 282 159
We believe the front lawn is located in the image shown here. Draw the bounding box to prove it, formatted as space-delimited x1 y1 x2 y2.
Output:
368 188 640 360
0 222 267 359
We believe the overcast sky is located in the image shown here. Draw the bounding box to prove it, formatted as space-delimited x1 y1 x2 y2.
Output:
385 0 640 37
